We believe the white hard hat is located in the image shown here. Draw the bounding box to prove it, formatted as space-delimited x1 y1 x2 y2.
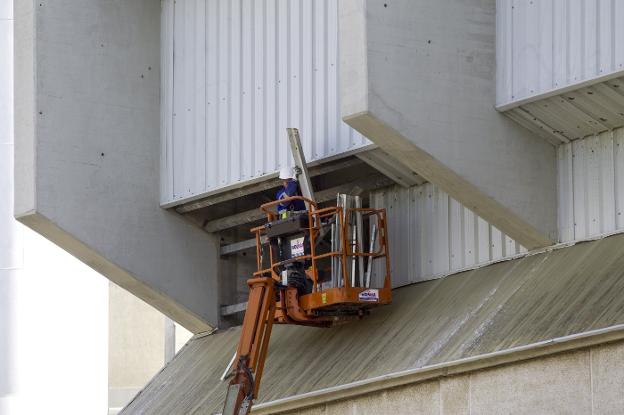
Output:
278 166 295 180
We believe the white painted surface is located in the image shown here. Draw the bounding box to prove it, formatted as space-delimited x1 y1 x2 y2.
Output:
1 4 108 412
558 128 624 242
8 228 110 415
497 0 624 107
161 0 369 205
371 184 525 287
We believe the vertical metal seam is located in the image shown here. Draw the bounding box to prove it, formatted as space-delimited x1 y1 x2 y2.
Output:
310 0 316 159
299 0 304 154
286 0 291 146
551 0 556 90
262 0 268 175
595 0 600 75
323 0 329 156
611 0 616 70
204 0 209 191
171 0 177 198
510 0 514 98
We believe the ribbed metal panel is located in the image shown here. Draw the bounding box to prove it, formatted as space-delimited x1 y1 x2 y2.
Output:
558 127 624 242
503 76 624 145
371 184 526 287
161 0 369 205
497 0 624 107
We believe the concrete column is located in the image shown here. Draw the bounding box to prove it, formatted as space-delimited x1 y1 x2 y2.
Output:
339 0 558 249
13 0 220 331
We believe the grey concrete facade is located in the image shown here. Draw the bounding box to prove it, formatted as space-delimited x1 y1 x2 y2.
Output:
13 0 220 332
339 0 558 250
277 341 624 415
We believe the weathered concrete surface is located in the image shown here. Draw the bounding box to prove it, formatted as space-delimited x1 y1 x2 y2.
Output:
591 342 624 414
339 0 557 249
312 381 441 415
281 347 609 415
13 0 220 332
439 376 469 414
121 233 624 414
470 350 591 414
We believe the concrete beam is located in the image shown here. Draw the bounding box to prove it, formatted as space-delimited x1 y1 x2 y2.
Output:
175 157 365 214
202 174 394 233
14 0 219 332
356 148 426 188
339 0 558 250
221 302 248 316
220 236 267 256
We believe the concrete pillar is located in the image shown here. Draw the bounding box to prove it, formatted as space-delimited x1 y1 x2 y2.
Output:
339 0 558 249
13 0 220 331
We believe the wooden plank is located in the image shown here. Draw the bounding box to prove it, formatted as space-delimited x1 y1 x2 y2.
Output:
201 175 394 233
175 157 364 213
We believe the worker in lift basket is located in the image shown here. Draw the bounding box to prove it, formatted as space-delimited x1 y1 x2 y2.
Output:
276 167 306 219
275 166 313 294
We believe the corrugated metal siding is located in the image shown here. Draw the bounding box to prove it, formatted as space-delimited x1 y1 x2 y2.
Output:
503 76 624 145
371 184 526 287
160 0 369 205
558 127 624 242
496 0 624 107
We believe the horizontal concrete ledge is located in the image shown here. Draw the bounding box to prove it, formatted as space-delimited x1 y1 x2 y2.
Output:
343 111 553 250
220 236 267 256
252 324 624 414
221 302 248 316
16 212 213 334
496 69 624 112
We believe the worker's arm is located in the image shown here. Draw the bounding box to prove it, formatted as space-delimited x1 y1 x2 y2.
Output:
283 180 300 198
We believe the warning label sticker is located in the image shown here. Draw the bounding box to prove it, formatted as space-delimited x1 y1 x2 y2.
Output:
290 237 305 257
358 289 380 302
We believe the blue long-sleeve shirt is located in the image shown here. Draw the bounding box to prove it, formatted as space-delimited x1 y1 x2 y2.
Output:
276 180 306 213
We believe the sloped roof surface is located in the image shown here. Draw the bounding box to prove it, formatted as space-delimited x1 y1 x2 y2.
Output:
122 233 624 414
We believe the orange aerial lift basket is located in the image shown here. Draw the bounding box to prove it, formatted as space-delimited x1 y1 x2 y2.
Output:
223 195 392 415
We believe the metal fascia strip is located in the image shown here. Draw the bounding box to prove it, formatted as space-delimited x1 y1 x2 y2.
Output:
252 324 624 414
495 69 624 112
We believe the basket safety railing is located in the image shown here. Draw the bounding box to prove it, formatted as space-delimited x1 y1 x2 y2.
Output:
250 196 391 293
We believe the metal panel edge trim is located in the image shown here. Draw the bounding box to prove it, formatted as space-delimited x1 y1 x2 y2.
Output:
160 144 376 208
496 69 624 112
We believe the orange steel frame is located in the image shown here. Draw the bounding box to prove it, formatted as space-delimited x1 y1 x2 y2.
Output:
224 196 392 415
252 196 392 298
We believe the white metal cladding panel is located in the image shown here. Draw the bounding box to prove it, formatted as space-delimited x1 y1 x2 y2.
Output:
160 0 369 205
371 184 526 288
558 128 624 242
496 0 624 107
